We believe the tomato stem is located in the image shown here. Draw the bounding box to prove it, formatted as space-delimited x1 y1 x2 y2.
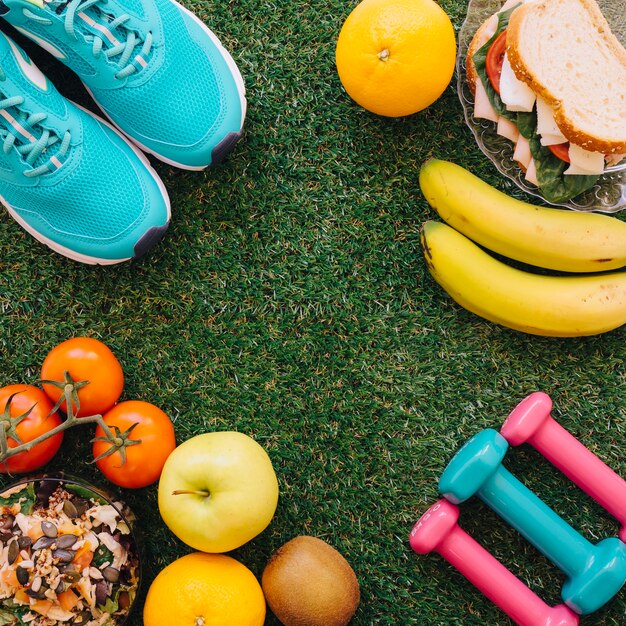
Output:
91 423 141 465
0 375 120 465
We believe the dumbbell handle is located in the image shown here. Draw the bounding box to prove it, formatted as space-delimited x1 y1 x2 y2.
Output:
410 500 579 626
481 467 594 577
501 392 626 542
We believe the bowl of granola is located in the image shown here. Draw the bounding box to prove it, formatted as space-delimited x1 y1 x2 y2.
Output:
0 475 141 625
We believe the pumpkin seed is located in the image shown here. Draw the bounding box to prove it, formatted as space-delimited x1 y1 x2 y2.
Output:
102 566 120 583
41 521 57 538
17 536 32 549
16 567 29 586
55 534 77 549
25 587 46 600
7 540 19 565
62 500 78 518
52 549 74 563
55 579 65 593
63 568 81 583
32 536 56 551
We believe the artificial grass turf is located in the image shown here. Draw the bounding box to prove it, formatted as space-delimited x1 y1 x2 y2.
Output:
0 0 625 623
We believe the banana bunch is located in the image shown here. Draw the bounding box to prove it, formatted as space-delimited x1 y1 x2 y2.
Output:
419 160 626 337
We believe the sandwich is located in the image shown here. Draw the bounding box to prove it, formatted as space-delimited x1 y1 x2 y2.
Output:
466 0 626 204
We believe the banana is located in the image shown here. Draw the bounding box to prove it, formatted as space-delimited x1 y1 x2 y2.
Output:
421 220 626 337
419 159 626 273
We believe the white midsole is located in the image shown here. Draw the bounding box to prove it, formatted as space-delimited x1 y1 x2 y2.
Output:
2 195 130 264
3 102 171 265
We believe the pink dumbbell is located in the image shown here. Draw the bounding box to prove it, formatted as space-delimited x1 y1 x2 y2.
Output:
409 499 579 626
501 392 626 542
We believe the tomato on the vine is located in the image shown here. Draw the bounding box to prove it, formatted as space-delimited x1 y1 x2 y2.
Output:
0 385 64 473
40 337 124 417
93 400 176 488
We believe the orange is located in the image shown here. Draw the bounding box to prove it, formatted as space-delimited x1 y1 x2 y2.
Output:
335 0 457 117
143 552 266 626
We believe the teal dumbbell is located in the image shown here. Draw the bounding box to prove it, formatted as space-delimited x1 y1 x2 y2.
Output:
439 429 626 615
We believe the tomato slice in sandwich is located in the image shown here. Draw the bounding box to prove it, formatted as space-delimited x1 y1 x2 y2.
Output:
547 143 571 163
485 29 507 94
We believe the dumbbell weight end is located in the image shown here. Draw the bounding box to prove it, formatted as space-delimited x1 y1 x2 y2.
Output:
410 500 579 626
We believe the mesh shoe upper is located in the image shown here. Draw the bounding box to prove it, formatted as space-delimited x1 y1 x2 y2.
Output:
92 0 226 148
0 31 170 263
1 0 246 168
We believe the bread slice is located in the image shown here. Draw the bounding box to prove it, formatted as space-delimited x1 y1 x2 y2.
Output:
466 0 522 95
466 14 498 95
507 0 626 154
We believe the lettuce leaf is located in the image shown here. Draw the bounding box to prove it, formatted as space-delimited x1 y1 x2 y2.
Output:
529 135 599 204
0 483 35 515
516 110 599 203
0 603 29 626
93 543 114 568
472 4 520 121
65 482 108 505
0 610 16 626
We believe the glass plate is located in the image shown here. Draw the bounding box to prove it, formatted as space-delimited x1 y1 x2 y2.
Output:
457 0 626 212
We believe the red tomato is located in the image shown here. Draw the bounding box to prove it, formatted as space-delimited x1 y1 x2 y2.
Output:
40 337 124 417
0 385 64 473
486 29 507 94
548 142 571 163
93 401 176 488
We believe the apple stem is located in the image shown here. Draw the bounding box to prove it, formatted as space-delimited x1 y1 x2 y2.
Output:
171 489 211 497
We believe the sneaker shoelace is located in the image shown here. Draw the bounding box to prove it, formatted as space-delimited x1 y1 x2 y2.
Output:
24 0 154 79
0 69 71 177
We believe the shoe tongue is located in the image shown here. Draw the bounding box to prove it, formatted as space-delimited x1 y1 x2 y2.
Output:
49 0 151 74
46 0 72 14
49 0 127 47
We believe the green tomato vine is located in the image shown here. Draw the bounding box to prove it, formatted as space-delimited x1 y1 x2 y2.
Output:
0 372 139 468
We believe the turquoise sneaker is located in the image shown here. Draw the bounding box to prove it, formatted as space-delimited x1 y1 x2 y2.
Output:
0 30 170 264
0 0 246 169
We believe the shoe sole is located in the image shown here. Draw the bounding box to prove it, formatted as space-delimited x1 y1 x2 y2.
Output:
83 0 247 171
2 102 171 265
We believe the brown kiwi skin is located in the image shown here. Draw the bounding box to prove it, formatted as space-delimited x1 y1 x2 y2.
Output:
261 536 360 626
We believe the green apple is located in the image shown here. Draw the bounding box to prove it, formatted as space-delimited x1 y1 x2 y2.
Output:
158 431 279 553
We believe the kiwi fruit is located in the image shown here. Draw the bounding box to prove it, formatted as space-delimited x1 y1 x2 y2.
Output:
261 535 360 626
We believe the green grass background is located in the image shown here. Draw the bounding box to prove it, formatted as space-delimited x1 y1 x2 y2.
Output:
1 0 625 624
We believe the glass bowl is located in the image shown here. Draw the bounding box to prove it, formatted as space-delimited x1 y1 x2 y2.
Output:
456 0 626 212
0 474 141 625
